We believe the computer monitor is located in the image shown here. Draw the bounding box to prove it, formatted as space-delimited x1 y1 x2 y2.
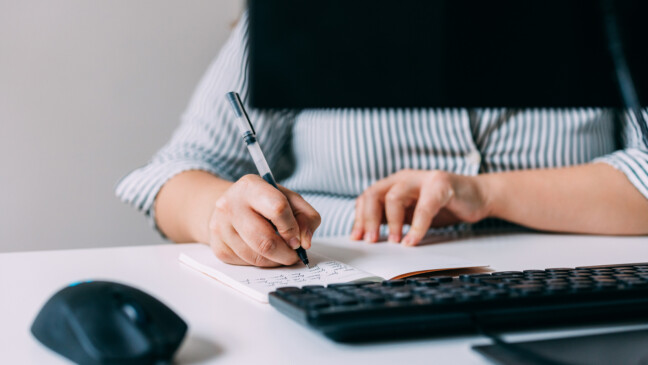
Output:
247 0 647 109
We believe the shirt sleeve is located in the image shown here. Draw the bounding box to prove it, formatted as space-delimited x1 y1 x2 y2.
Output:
593 108 648 200
115 11 296 231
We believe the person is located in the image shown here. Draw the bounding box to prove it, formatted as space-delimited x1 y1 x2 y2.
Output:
116 12 648 268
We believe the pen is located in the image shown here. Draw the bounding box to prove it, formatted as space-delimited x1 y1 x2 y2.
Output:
226 91 311 268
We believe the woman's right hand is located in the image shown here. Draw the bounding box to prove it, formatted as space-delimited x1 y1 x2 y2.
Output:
208 174 321 267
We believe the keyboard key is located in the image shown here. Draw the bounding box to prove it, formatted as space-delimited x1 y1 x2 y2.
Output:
335 297 359 306
359 294 386 303
520 280 545 286
459 274 491 282
574 267 592 272
293 294 324 303
276 287 302 298
383 280 406 287
433 276 453 283
353 281 380 286
411 286 430 293
622 279 648 287
458 292 483 301
434 294 455 303
571 284 594 292
614 274 638 280
328 283 358 288
524 273 547 278
415 280 440 287
514 284 544 290
484 289 509 298
591 275 614 280
546 285 570 292
390 292 413 301
305 300 330 309
479 279 505 285
545 278 568 284
418 289 441 298
547 272 570 277
593 279 617 285
406 278 425 284
569 272 591 277
595 281 618 289
546 268 571 273
492 271 523 276
613 267 636 272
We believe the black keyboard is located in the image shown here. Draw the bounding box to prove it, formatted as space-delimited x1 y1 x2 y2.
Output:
269 263 648 342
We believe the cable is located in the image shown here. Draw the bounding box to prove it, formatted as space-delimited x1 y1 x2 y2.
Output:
470 314 569 365
600 0 648 148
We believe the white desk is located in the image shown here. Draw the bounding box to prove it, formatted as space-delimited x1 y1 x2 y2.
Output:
2 233 648 364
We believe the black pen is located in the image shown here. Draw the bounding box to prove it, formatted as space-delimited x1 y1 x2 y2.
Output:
226 91 311 268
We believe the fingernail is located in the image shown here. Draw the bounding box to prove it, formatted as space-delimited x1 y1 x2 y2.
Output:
351 228 362 240
388 234 399 243
365 232 377 243
288 237 301 249
402 236 414 246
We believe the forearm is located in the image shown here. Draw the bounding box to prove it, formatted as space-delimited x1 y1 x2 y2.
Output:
155 170 232 243
481 163 648 235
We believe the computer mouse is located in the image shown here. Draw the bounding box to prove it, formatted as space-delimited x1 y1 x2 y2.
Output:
31 280 188 365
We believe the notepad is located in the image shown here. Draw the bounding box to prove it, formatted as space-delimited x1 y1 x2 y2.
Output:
179 236 487 303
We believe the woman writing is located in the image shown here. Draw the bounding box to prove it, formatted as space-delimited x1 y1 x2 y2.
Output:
116 13 648 267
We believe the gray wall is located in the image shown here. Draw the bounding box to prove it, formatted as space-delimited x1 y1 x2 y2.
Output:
0 1 244 252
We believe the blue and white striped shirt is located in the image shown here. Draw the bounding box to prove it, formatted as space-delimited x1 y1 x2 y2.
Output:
116 13 648 237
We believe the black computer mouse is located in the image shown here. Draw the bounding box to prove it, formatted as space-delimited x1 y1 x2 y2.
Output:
31 280 188 365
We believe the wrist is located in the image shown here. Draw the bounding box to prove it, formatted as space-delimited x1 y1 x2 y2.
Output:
193 179 233 244
156 170 233 244
475 172 504 220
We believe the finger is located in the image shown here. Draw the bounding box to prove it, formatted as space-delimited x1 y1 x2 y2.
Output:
208 203 249 265
363 192 383 242
222 225 283 267
362 180 393 242
232 206 299 266
280 188 321 250
384 182 416 243
351 195 365 240
402 180 454 246
351 194 365 240
209 238 249 266
248 183 302 250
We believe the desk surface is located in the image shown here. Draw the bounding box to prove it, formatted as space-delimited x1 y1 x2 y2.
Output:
2 233 648 364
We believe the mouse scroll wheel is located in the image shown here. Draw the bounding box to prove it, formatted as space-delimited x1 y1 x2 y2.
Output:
121 301 148 325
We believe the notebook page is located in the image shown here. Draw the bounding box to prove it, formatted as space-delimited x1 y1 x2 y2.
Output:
312 236 488 279
179 244 381 303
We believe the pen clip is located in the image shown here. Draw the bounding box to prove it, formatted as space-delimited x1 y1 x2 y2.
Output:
226 91 256 136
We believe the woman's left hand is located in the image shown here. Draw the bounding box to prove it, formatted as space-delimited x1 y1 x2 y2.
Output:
351 169 492 246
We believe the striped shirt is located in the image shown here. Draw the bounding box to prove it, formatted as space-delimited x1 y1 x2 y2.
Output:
116 12 648 238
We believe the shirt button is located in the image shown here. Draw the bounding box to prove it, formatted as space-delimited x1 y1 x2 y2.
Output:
467 151 481 166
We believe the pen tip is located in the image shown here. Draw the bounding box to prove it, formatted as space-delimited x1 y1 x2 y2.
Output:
306 263 311 269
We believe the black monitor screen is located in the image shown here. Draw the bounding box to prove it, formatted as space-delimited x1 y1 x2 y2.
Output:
248 0 647 109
